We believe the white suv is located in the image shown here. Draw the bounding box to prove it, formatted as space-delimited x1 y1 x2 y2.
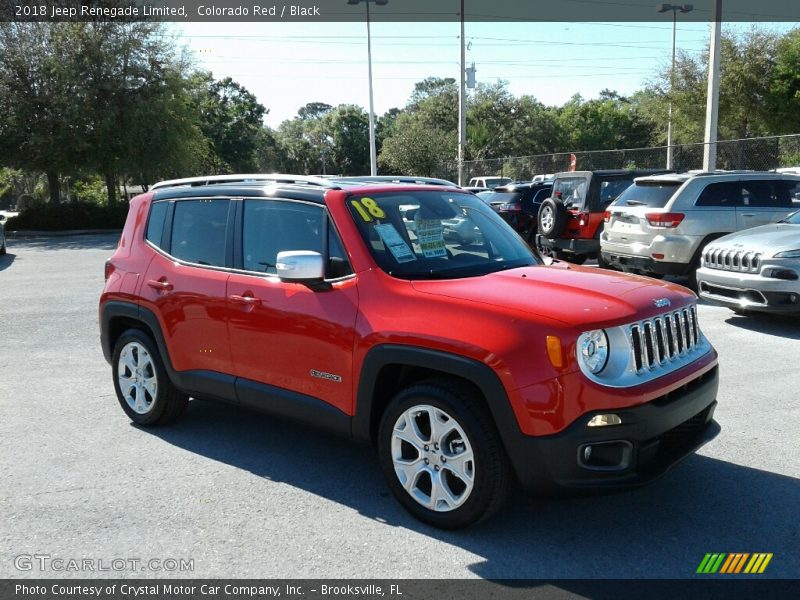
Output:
600 171 800 287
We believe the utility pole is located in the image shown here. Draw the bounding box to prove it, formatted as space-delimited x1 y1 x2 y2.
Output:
703 0 722 172
458 0 466 186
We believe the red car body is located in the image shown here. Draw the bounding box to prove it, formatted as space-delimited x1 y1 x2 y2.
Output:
100 179 718 506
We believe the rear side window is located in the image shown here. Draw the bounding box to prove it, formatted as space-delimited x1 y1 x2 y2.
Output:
788 180 800 207
695 182 742 207
614 182 681 208
146 201 168 247
170 199 230 267
740 180 792 208
598 178 634 206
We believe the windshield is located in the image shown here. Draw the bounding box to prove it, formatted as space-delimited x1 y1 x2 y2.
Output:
782 210 800 224
614 181 681 208
346 191 538 279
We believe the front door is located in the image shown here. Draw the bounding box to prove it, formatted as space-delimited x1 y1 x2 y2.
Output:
226 198 359 414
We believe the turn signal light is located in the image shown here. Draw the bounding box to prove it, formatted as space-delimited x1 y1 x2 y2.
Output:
646 212 685 228
546 335 564 368
104 260 115 281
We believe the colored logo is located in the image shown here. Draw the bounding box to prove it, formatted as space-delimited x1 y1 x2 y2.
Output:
697 553 773 574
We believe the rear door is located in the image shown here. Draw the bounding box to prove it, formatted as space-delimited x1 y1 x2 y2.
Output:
140 197 234 375
736 178 796 230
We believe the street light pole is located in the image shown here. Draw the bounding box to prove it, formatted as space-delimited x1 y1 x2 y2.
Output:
458 0 466 186
658 4 693 171
349 0 388 176
703 0 722 172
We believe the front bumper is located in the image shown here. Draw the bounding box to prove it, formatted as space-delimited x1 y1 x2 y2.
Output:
507 365 719 494
696 266 800 313
537 234 599 256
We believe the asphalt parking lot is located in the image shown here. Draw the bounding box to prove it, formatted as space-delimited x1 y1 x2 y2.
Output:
1 233 798 580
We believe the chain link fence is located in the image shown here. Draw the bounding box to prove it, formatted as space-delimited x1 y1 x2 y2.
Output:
437 134 800 183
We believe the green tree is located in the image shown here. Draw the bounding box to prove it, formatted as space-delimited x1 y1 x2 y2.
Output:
190 73 267 174
767 28 800 133
324 104 370 175
0 23 85 203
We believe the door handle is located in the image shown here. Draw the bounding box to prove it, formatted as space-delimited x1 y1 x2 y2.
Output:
230 294 261 305
740 213 755 217
147 279 173 291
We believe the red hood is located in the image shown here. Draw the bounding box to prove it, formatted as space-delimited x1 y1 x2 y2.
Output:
411 263 695 329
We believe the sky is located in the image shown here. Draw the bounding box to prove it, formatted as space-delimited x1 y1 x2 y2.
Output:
171 20 796 128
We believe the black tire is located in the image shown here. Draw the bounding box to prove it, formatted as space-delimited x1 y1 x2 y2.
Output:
537 198 567 237
0 240 6 255
111 329 188 427
377 379 511 529
596 253 611 270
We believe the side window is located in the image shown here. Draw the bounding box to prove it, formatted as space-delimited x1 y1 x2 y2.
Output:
599 179 633 206
787 181 800 208
327 221 353 279
242 200 324 275
695 182 742 207
170 199 230 267
146 201 169 248
741 180 792 208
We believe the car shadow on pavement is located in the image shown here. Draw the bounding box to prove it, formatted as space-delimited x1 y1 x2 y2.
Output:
0 252 16 272
724 312 800 340
143 399 799 579
8 233 120 251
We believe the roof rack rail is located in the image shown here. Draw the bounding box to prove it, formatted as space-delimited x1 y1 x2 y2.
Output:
150 173 339 191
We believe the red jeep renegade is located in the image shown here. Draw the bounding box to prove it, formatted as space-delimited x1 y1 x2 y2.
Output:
100 174 719 528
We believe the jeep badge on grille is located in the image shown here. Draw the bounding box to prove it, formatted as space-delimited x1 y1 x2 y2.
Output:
653 298 671 308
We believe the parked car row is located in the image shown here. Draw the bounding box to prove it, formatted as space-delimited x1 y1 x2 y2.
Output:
474 169 800 316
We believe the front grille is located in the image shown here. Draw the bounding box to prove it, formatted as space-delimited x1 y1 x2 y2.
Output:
703 247 760 273
630 306 700 373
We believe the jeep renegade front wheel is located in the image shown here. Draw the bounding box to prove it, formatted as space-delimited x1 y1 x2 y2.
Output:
377 381 510 528
112 329 188 426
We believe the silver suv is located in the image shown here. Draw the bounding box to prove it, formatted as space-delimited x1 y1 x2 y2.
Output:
600 171 800 286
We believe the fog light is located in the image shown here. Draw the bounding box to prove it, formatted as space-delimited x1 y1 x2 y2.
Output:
587 413 622 427
578 440 633 471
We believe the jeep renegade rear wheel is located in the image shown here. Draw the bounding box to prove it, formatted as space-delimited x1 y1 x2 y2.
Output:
377 381 510 528
112 329 188 426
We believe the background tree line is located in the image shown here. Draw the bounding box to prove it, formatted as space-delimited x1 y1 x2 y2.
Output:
1 23 799 209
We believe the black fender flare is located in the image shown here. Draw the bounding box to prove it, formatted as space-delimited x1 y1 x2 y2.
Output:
352 344 523 447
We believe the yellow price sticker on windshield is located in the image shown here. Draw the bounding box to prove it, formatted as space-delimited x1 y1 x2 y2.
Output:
351 197 386 222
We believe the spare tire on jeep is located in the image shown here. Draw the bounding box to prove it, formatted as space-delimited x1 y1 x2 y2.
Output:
537 198 567 237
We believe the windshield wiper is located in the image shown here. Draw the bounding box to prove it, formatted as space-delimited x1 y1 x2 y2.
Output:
624 200 647 206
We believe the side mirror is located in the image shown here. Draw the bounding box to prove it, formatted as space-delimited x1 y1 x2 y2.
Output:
276 250 325 283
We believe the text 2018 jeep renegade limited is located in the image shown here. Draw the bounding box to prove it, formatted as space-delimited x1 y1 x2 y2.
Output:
99 175 720 528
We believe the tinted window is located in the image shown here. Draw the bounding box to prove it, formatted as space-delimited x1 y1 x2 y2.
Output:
242 200 324 275
615 181 681 208
146 201 169 247
740 180 792 208
170 199 230 267
695 182 742 207
787 181 800 207
327 221 353 278
599 178 634 206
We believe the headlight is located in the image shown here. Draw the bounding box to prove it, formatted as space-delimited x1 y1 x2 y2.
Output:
774 249 800 258
577 329 609 374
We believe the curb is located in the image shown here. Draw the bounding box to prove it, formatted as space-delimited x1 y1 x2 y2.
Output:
8 229 122 237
